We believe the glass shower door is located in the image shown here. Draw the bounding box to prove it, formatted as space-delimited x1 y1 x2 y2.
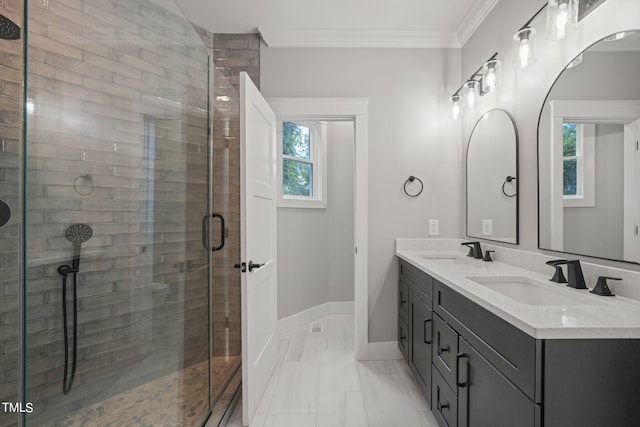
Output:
23 0 212 425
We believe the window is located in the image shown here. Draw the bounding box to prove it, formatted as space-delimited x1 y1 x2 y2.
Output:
278 121 327 208
562 122 595 207
562 123 578 196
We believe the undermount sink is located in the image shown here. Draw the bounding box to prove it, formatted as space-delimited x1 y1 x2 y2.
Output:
466 276 603 306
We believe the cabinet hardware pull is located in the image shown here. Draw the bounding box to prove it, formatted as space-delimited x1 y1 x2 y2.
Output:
437 401 450 412
423 318 432 344
439 345 450 354
456 352 468 387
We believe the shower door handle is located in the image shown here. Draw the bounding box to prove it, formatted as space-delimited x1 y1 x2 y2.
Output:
202 213 226 251
211 213 225 252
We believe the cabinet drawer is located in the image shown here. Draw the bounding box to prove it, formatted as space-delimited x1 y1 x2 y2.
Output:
432 313 458 392
398 316 409 362
433 280 540 402
432 366 457 427
400 260 433 307
398 280 409 325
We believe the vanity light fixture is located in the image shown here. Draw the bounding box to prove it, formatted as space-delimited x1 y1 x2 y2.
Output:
481 59 502 93
463 80 480 109
451 94 462 120
449 52 499 117
513 27 537 68
546 0 578 41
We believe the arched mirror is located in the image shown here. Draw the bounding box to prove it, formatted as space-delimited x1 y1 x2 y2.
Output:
538 30 640 263
467 109 519 244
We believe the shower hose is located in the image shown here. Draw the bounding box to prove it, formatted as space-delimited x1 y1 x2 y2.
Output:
57 265 79 395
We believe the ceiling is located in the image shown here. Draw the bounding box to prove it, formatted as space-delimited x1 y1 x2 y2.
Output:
167 0 499 48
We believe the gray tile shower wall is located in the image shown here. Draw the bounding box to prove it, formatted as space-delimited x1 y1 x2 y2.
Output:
0 0 22 425
23 0 210 423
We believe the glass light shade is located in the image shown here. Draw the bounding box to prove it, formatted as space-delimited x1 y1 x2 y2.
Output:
451 94 462 120
481 59 502 93
513 27 537 69
566 53 583 69
462 81 479 109
604 31 635 42
546 0 578 41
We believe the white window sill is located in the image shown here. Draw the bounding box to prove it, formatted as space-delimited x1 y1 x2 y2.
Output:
564 196 595 208
278 197 326 209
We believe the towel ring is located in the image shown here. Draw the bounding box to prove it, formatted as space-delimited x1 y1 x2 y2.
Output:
403 176 423 198
502 176 517 198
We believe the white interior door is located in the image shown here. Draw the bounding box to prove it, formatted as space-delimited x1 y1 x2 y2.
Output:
240 72 278 426
623 119 640 262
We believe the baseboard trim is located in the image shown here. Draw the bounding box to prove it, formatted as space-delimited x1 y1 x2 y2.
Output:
367 341 403 361
278 301 355 334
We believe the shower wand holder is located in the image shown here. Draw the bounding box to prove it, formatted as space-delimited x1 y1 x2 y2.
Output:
57 265 79 276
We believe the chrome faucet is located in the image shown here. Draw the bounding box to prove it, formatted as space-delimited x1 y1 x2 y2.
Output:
548 259 587 289
461 241 483 260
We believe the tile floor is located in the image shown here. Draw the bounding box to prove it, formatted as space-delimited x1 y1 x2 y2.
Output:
39 356 239 427
220 314 438 427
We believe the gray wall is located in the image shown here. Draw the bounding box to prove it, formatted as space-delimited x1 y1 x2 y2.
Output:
461 0 640 273
563 124 624 259
262 47 461 342
277 122 354 319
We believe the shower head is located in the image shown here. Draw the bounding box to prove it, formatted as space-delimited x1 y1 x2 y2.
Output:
65 224 92 269
65 224 93 244
0 14 20 40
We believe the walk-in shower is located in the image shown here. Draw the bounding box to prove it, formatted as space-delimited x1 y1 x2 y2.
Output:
0 0 245 426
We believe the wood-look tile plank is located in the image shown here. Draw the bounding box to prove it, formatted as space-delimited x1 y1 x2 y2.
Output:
357 364 428 427
269 361 320 414
263 413 317 427
317 391 368 427
319 350 361 392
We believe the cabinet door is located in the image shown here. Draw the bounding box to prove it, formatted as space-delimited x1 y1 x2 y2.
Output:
409 290 432 406
398 316 409 362
458 338 540 427
398 279 409 325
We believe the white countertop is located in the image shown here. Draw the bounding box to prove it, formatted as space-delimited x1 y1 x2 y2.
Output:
396 247 640 339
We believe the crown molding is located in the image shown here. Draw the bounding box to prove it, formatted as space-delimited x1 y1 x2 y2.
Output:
456 0 500 47
258 28 460 48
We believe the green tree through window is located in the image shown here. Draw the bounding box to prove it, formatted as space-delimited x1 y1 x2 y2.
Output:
563 123 577 196
282 122 312 196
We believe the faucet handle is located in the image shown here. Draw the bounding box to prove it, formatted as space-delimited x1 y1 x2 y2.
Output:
483 250 495 262
546 259 568 283
590 276 621 297
461 242 476 257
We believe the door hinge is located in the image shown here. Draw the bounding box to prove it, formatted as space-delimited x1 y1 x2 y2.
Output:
636 225 639 236
636 140 639 151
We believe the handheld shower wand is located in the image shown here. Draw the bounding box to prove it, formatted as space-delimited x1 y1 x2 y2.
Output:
64 223 93 269
57 224 93 395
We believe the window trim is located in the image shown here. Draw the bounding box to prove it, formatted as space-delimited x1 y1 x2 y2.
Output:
277 120 327 208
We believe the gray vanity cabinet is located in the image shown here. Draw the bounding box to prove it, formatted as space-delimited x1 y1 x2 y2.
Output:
398 258 640 427
408 289 432 405
399 261 434 406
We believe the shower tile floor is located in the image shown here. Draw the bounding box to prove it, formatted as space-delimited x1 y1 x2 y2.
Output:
220 314 437 427
41 356 239 427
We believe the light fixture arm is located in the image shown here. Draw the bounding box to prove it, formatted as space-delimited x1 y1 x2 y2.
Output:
519 3 548 32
